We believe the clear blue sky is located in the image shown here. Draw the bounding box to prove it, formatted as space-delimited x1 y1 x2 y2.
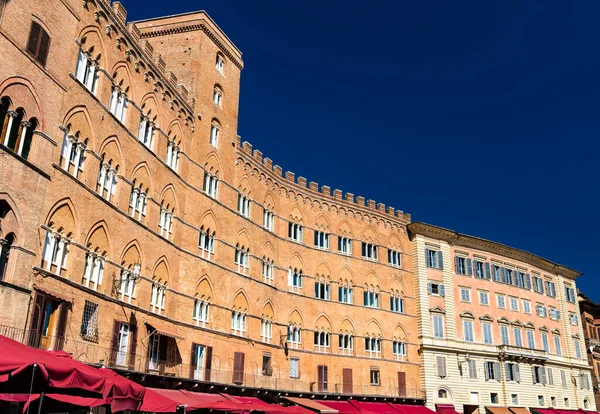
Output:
129 1 599 301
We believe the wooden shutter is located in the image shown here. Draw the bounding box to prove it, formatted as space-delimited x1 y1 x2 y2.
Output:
28 292 46 347
342 368 353 394
233 352 245 384
398 371 406 396
189 343 198 378
54 302 69 351
493 362 501 381
109 320 120 366
204 346 213 381
27 23 41 55
466 258 472 276
128 324 137 371
437 251 444 269
484 262 491 279
317 365 328 392
37 30 50 66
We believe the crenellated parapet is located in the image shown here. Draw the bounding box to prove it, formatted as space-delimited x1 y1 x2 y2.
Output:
236 137 411 230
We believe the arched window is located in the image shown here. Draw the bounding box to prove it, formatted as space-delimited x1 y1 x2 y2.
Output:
129 182 147 221
363 285 380 308
60 126 87 178
338 280 353 304
118 263 139 304
314 277 330 300
313 330 330 353
213 85 223 106
158 203 174 240
198 226 215 260
137 115 154 149
0 233 15 281
288 267 302 292
75 48 98 94
209 121 220 147
234 244 249 274
438 389 448 399
109 85 128 123
166 139 180 171
390 290 404 313
215 53 225 74
96 159 118 202
27 22 50 66
193 298 209 327
365 335 381 358
338 333 353 355
203 171 218 198
262 256 274 284
287 324 301 348
1 100 37 161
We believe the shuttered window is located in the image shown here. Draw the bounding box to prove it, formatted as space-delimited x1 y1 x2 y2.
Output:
27 22 50 66
343 368 353 394
233 352 245 384
317 365 328 391
436 356 446 378
398 371 406 396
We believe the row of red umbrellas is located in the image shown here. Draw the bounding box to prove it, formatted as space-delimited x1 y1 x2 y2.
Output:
0 335 314 413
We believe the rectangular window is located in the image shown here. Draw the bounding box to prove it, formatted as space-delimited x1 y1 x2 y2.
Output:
262 353 273 376
289 357 299 378
138 117 154 148
460 288 471 302
231 311 246 336
287 326 301 348
118 266 138 303
433 315 444 338
549 308 561 321
198 229 215 260
565 286 576 303
455 256 472 276
474 260 491 279
492 264 501 282
191 344 206 381
468 359 477 379
314 280 330 300
392 341 406 361
109 86 128 124
490 393 499 404
233 352 245 385
339 334 354 355
505 363 520 382
263 209 274 231
237 194 251 218
547 368 554 386
560 369 567 387
496 294 506 309
463 319 474 342
390 296 404 313
479 291 489 305
545 280 557 298
260 319 272 343
485 361 501 381
536 304 547 318
75 49 98 94
80 300 99 342
203 172 218 198
338 236 352 255
542 333 550 352
313 331 330 353
388 249 402 267
370 368 380 385
365 337 381 358
314 231 329 249
510 297 519 311
569 314 578 326
363 290 380 308
574 340 582 359
262 260 274 284
426 248 443 269
82 253 104 291
158 208 173 240
533 275 544 293
436 355 447 378
533 366 547 384
193 300 209 327
288 222 303 242
317 365 328 391
500 325 510 345
564 398 569 407
482 323 493 345
513 328 523 347
234 247 249 274
551 397 557 407
338 284 353 304
526 330 535 349
210 124 219 147
428 282 445 297
511 394 519 405
150 283 166 314
538 396 545 407
554 336 562 356
362 242 378 260
523 300 531 314
288 268 302 291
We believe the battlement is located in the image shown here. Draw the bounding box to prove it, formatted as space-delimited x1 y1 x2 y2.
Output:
237 139 410 223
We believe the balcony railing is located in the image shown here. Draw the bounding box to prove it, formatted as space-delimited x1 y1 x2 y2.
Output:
0 325 422 399
497 344 548 360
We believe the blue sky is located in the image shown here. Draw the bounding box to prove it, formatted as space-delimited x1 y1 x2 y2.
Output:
129 1 600 301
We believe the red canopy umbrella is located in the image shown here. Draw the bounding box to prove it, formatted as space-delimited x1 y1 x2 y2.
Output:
0 335 111 398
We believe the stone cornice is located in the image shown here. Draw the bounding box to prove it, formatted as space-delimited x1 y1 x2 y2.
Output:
408 222 581 280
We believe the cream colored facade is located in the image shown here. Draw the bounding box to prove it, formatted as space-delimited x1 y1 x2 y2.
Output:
408 222 595 414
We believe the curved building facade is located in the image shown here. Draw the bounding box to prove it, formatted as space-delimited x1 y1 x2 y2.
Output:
0 0 420 401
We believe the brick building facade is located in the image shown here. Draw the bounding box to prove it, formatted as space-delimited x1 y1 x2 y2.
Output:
0 0 420 401
578 293 600 409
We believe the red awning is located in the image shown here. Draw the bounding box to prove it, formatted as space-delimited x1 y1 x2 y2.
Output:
0 393 108 412
316 400 361 414
221 393 285 412
284 397 339 413
389 404 436 414
141 388 183 413
437 405 460 414
144 321 184 340
532 410 559 414
349 400 400 414
0 335 112 398
280 405 320 414
147 388 248 412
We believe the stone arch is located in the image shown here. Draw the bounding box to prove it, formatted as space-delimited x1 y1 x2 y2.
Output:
288 308 304 326
365 271 381 289
62 106 94 150
0 194 24 243
388 234 402 249
77 25 106 64
393 324 408 341
339 266 354 284
110 61 135 101
232 290 250 312
390 276 405 296
84 221 110 257
288 252 304 271
235 228 252 251
203 152 223 177
435 386 453 403
120 240 142 269
364 319 383 337
314 261 332 278
160 184 178 212
130 162 152 193
237 175 253 196
195 276 213 301
337 219 353 236
98 135 124 172
460 311 475 319
263 192 276 210
140 93 160 125
315 314 332 332
0 77 44 130
339 317 355 334
199 210 218 232
288 204 303 222
45 198 77 238
314 213 330 230
261 301 274 320
362 225 378 243
262 241 276 260
152 256 170 284
167 120 184 152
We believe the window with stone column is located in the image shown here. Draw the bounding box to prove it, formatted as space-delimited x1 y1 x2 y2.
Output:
166 139 180 172
82 249 105 292
1 100 37 160
59 125 86 178
41 229 70 276
96 159 118 202
109 85 128 123
158 204 174 240
129 181 148 221
137 115 155 149
75 48 99 94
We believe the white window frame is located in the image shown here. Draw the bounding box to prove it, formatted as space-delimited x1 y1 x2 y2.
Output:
231 311 246 336
193 299 209 327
